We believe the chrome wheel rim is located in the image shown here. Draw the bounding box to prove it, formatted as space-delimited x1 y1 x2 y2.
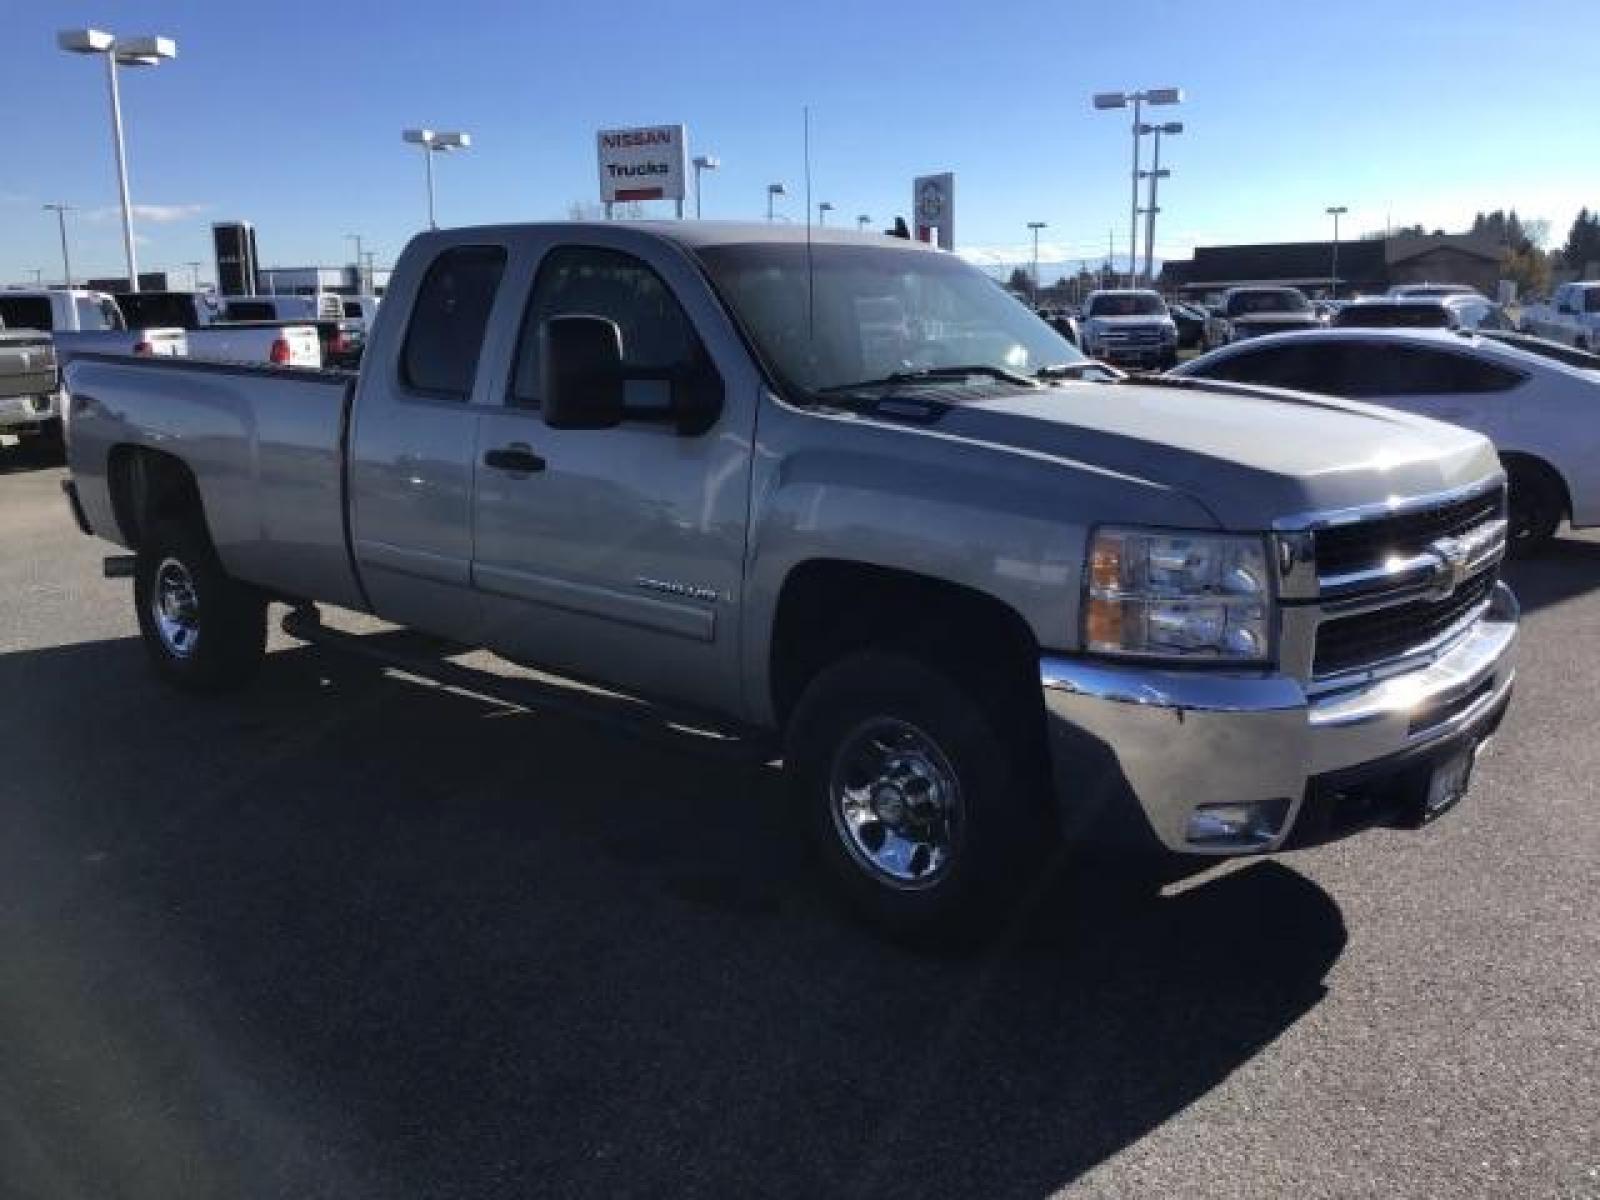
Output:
151 556 200 659
829 717 961 889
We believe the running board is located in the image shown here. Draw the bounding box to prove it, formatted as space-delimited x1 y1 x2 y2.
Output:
279 607 775 765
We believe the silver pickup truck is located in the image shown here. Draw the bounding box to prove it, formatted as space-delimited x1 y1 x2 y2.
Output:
62 222 1519 941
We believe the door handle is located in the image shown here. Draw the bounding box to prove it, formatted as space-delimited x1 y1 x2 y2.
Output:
483 443 546 474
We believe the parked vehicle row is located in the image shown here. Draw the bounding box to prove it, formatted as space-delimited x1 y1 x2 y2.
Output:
0 289 186 363
62 221 1519 943
1333 294 1512 332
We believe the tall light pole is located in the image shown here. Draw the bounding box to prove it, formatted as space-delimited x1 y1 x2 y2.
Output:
818 201 834 226
856 214 871 231
43 204 76 288
1326 205 1348 298
1027 221 1048 307
28 269 43 285
58 29 177 294
185 260 202 289
402 129 471 230
1093 86 1182 286
766 182 787 222
1140 121 1182 286
692 154 720 219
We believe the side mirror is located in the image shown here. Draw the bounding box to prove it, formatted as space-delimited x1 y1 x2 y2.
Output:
541 315 623 430
1559 303 1577 315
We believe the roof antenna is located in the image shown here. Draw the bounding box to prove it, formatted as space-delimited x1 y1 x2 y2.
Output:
804 105 815 342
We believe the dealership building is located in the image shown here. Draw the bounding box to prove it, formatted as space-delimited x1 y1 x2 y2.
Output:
1159 232 1503 299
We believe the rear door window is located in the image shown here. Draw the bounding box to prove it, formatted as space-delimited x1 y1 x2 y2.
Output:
401 244 507 400
1335 343 1524 396
0 296 54 330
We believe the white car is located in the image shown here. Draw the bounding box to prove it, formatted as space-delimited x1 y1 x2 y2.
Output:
1520 281 1600 351
1172 327 1599 549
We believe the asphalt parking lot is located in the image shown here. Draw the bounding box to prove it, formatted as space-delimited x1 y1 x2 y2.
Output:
1 448 1596 1200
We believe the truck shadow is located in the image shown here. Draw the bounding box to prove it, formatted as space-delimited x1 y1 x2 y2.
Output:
0 635 1346 1200
1502 533 1600 615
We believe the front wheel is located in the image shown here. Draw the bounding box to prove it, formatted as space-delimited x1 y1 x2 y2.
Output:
134 520 267 692
786 652 1051 945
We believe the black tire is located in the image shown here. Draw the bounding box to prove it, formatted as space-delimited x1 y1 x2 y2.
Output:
785 651 1052 945
133 519 267 692
1505 459 1564 554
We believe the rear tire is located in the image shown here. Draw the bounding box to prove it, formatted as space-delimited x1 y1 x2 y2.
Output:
1504 459 1564 555
134 520 267 692
786 651 1053 946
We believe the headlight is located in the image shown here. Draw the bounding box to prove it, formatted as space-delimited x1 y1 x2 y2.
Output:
1083 528 1272 662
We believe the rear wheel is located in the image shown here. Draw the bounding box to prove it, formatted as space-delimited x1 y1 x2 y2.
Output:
1504 459 1565 554
786 651 1052 945
134 520 267 691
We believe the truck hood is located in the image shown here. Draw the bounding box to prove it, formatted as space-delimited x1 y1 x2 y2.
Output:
925 379 1499 529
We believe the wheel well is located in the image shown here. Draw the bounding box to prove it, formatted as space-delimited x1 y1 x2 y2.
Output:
108 446 206 551
1501 451 1571 518
769 560 1043 728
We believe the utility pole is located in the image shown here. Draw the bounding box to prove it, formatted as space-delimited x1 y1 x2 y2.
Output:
1326 206 1348 298
43 203 76 288
1140 121 1182 287
185 260 202 289
1027 221 1048 307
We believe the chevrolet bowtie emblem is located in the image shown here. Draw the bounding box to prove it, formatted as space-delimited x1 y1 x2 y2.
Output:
1426 536 1471 599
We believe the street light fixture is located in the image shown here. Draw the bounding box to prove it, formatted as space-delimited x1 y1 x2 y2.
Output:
1027 221 1048 307
766 182 787 222
856 214 871 231
1326 205 1349 298
58 27 178 294
691 154 720 219
818 201 834 226
1138 121 1183 285
43 204 76 288
402 128 472 230
1093 86 1182 286
185 260 203 290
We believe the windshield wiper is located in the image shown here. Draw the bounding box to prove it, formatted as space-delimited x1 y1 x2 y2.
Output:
1034 362 1122 380
818 364 1038 394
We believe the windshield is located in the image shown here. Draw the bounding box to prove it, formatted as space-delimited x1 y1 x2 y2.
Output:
694 242 1086 395
1087 293 1166 317
116 293 201 330
1334 302 1451 329
0 296 53 331
1227 289 1310 316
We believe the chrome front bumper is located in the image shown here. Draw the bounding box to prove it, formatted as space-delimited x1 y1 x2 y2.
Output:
1039 581 1519 856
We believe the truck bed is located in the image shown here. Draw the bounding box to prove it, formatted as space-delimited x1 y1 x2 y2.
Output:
65 353 366 611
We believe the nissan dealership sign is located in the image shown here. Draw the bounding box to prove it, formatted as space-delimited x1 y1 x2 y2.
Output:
597 124 688 205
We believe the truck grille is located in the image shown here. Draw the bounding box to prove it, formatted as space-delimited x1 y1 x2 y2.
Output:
1314 568 1495 676
1314 485 1505 576
1099 327 1162 345
1303 482 1507 679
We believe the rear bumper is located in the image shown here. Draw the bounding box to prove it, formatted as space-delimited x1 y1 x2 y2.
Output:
1039 581 1519 856
0 388 61 432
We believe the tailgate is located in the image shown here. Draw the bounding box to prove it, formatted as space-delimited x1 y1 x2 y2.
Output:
283 325 322 368
0 337 58 396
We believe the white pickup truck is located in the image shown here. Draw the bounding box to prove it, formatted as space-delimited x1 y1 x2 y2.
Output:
114 291 321 368
1520 281 1600 350
0 290 186 365
0 322 60 445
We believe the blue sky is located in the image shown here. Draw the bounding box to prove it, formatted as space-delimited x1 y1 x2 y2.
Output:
3 0 1597 286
